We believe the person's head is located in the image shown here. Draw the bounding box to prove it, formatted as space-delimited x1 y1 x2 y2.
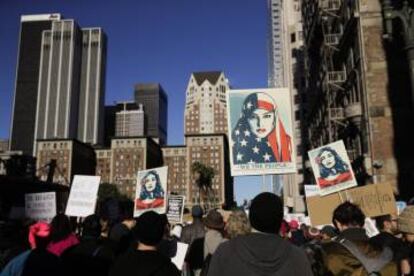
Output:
398 206 414 243
320 225 337 240
245 93 277 139
288 220 299 231
140 171 164 199
28 222 51 249
119 200 135 229
204 210 225 231
191 205 204 219
50 213 72 242
249 192 283 234
82 214 102 238
332 202 365 232
225 209 251 239
375 214 398 234
134 211 165 247
316 147 349 177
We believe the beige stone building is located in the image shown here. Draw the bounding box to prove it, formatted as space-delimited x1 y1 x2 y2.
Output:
301 0 414 200
95 149 112 183
36 139 96 186
161 146 187 196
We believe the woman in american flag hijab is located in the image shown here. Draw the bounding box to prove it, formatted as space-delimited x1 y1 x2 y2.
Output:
231 92 292 165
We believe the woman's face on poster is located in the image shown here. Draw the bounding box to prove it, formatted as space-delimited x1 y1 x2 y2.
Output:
248 108 275 138
319 150 336 169
143 174 157 192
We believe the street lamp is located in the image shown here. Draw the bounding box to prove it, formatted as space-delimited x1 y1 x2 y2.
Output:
382 0 414 105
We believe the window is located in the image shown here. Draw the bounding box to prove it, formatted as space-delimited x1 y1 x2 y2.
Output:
291 33 296 43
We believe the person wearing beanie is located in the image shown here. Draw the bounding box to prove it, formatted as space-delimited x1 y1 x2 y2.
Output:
1 221 63 276
109 211 180 276
320 225 337 241
208 192 312 276
181 205 205 246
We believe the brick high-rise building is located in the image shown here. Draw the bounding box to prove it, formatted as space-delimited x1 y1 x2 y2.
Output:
77 28 107 146
115 102 145 137
10 14 61 155
36 139 96 186
184 71 229 135
95 148 111 183
301 0 414 200
161 146 188 197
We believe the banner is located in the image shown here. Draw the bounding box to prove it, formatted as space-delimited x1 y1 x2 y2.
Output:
65 175 101 217
306 183 397 226
134 166 168 217
166 195 185 224
25 192 56 222
227 88 296 176
308 140 357 195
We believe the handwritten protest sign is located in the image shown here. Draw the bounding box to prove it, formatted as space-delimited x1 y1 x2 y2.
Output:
65 175 101 217
25 192 56 222
166 195 185 224
306 183 396 226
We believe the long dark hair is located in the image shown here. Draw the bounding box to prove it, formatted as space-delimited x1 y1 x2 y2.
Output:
50 213 72 242
316 147 349 178
139 170 164 200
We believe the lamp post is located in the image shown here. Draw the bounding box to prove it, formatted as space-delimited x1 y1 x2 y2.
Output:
382 0 414 105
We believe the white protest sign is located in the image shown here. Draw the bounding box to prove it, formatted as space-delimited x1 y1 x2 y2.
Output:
364 217 379 238
304 185 320 197
65 175 101 217
166 195 185 224
171 242 188 271
25 192 56 222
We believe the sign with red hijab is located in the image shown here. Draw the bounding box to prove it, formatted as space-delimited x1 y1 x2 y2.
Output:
134 166 168 217
227 88 296 176
308 140 357 196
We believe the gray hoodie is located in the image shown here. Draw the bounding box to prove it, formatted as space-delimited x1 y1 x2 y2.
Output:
207 232 313 276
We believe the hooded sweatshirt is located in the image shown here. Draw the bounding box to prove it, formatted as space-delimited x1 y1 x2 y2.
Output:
207 232 313 276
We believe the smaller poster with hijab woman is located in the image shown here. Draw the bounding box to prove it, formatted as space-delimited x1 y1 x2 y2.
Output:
134 166 168 217
308 140 357 196
227 88 296 176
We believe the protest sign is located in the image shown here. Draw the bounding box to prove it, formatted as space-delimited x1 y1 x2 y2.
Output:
364 217 379 238
171 242 188 270
304 185 320 197
306 183 396 226
227 88 296 176
308 140 357 196
134 166 168 217
65 175 101 217
166 195 185 224
25 192 56 222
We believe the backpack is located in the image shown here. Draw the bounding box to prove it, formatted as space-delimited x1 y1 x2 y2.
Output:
337 238 393 276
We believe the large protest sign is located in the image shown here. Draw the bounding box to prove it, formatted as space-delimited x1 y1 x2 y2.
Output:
134 166 168 217
65 175 101 217
171 242 189 270
166 195 185 224
25 192 56 222
308 140 357 196
306 183 397 226
227 88 296 176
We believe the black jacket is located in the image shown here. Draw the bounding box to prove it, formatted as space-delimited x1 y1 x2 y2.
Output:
208 233 313 276
109 250 180 276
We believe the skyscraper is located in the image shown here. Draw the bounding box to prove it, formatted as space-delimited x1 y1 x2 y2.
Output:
115 101 145 137
134 83 168 145
77 28 107 146
184 71 229 135
9 14 61 155
33 20 83 154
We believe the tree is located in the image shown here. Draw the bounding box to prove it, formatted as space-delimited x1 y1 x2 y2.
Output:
191 161 216 210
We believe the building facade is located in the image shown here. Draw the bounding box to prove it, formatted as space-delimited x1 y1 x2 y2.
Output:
0 140 9 153
161 146 188 197
301 0 414 200
77 28 107 146
34 20 83 154
36 139 96 186
115 102 145 137
184 71 229 135
10 14 61 155
134 83 168 145
95 148 112 183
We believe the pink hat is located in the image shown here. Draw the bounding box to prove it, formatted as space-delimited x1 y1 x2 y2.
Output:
28 222 51 249
289 220 299 230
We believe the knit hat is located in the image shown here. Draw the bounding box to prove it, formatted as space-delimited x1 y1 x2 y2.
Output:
29 222 51 249
320 225 337 238
192 205 204 218
204 210 225 230
249 192 283 234
398 206 414 234
289 220 299 230
135 211 165 246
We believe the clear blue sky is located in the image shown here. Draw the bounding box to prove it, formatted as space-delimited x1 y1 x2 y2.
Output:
0 0 271 203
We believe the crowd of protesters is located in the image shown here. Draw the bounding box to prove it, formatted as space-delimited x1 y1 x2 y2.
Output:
0 193 413 275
